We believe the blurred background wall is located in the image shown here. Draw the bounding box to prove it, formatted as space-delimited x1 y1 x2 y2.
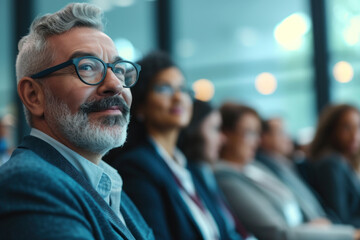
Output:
1 0 360 146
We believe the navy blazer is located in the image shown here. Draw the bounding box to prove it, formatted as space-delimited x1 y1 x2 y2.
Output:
188 163 244 240
113 140 237 240
309 153 360 227
0 136 154 240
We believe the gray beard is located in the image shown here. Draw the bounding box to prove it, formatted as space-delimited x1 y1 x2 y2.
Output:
43 87 128 156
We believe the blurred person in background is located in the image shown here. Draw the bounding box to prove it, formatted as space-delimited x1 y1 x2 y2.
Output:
179 99 250 240
0 114 15 165
256 118 340 223
108 51 234 240
308 104 360 227
214 102 360 240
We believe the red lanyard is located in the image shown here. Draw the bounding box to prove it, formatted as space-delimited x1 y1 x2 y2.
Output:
171 172 207 213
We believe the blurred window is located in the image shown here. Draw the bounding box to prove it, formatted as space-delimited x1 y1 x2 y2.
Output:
35 0 157 61
173 0 316 138
0 0 14 117
327 0 360 107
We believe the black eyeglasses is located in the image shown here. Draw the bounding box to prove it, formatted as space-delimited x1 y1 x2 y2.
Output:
30 56 141 88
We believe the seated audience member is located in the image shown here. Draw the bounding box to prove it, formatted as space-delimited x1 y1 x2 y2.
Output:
0 3 154 239
308 104 360 227
214 102 360 240
179 99 249 240
110 51 233 240
256 118 337 222
0 114 14 166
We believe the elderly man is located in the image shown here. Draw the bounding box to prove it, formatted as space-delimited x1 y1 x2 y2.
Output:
0 3 154 240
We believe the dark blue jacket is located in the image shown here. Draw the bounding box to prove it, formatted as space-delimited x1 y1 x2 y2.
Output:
309 152 360 227
189 162 245 240
113 139 241 240
0 136 154 240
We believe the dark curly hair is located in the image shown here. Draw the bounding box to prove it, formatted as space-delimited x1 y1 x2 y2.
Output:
309 103 360 161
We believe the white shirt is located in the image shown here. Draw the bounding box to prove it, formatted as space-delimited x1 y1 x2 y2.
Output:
30 128 126 224
150 137 220 240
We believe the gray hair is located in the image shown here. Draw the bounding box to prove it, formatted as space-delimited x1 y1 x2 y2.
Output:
15 3 104 125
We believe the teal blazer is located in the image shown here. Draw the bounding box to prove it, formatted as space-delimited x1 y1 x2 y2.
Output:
0 136 154 240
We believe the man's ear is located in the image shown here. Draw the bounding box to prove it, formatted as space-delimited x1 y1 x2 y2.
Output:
17 77 45 118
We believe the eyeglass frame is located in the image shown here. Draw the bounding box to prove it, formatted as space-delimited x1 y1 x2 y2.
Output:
152 83 195 98
30 55 141 88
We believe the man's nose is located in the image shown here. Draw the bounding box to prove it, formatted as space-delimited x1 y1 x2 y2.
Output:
97 68 124 96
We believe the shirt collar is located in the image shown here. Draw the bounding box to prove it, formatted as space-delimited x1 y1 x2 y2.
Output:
149 136 195 194
30 128 123 199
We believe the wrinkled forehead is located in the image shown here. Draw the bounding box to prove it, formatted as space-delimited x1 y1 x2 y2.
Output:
47 27 119 63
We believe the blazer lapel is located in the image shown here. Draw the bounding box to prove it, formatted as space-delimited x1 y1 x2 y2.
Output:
120 193 154 240
145 140 204 236
19 136 135 240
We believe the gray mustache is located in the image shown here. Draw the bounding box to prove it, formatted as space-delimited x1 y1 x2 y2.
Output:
79 96 130 119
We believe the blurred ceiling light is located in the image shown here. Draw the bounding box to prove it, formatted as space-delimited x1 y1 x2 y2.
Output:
255 72 277 95
343 15 360 46
274 13 310 50
90 0 135 11
114 38 136 61
333 61 354 83
192 79 215 102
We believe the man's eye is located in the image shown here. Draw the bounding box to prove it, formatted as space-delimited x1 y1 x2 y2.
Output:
79 63 96 71
113 67 125 75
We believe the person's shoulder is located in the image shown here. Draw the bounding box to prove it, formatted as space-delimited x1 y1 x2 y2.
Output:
213 162 245 184
113 143 168 181
0 147 77 192
115 142 161 168
316 152 346 168
0 148 56 176
121 143 154 160
213 161 239 175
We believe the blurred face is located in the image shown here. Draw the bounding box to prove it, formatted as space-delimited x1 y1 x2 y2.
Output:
140 67 193 132
35 27 132 157
263 119 294 156
200 111 224 164
225 113 261 165
334 109 360 157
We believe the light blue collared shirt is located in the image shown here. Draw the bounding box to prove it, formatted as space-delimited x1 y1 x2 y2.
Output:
30 128 125 224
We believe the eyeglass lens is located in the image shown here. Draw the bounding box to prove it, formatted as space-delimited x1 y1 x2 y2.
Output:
77 57 137 87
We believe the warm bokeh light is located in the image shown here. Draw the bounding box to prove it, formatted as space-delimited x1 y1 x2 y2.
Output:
333 61 354 83
255 72 277 95
343 16 360 46
274 13 310 50
192 79 215 102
